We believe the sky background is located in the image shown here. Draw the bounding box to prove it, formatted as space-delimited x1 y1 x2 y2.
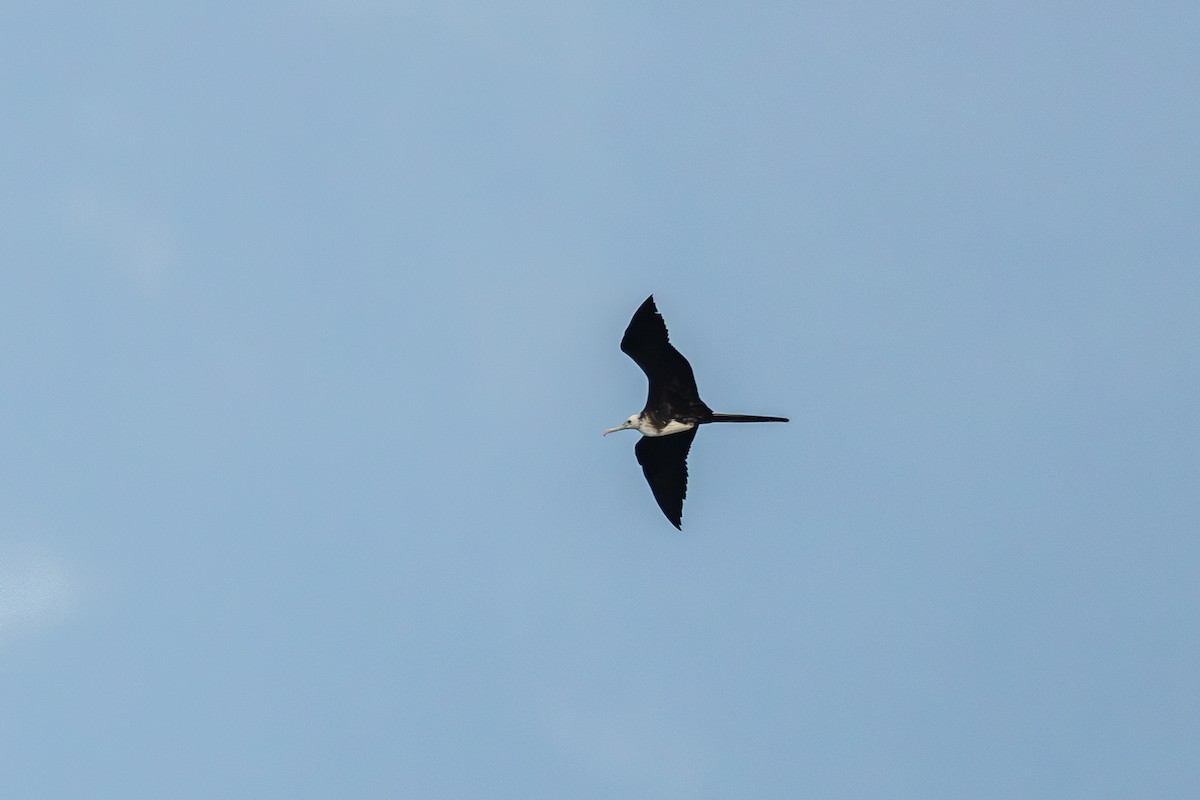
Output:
2 2 1198 798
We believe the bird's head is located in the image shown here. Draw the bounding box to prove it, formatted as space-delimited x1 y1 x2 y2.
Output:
602 415 640 436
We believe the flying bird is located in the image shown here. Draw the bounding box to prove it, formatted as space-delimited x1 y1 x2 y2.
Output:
603 295 788 529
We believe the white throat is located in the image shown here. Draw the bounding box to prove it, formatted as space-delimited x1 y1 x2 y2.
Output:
639 417 694 437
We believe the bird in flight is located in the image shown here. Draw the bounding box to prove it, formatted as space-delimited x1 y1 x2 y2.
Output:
603 295 788 529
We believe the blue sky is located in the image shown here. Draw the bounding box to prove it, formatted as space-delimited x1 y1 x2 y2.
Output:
2 3 1197 797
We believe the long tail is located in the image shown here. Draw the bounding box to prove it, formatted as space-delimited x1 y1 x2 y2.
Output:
707 413 789 424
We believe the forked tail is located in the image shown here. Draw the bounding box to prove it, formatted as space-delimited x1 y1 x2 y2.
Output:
708 413 789 424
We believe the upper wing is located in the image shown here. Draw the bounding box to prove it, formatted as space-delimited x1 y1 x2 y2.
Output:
620 296 707 417
634 427 698 530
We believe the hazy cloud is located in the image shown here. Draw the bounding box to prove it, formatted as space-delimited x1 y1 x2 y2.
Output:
0 546 77 637
540 689 708 796
66 187 178 296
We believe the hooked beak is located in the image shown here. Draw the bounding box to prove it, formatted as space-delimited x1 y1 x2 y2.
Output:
602 423 627 436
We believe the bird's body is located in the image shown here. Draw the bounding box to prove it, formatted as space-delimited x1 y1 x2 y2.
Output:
604 295 788 529
610 415 695 437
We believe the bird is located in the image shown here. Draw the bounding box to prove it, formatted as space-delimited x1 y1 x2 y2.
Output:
603 295 788 529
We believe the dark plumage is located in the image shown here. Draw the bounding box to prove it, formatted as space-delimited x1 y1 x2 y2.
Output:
604 295 788 529
634 427 697 530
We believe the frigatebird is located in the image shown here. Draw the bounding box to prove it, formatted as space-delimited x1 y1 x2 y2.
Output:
603 295 788 529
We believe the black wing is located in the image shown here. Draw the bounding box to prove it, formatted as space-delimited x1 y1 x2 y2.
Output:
634 427 698 530
620 296 711 421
